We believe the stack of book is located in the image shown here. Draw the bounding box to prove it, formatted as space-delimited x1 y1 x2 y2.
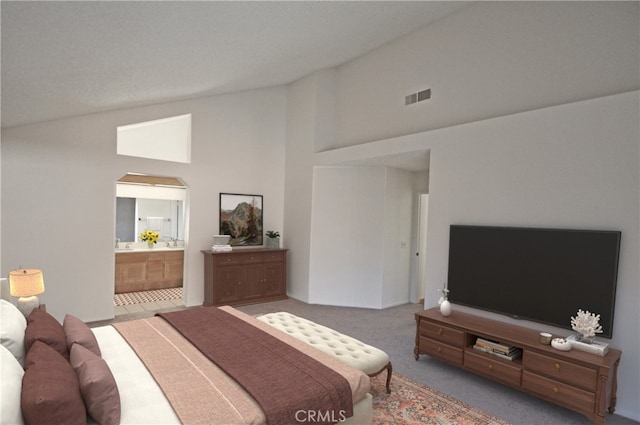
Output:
473 337 522 361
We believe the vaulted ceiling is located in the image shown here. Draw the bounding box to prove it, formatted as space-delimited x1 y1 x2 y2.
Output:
1 1 467 129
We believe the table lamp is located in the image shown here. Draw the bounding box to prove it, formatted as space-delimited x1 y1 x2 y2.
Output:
9 269 45 317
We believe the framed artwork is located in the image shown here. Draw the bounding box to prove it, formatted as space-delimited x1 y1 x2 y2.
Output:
219 193 263 246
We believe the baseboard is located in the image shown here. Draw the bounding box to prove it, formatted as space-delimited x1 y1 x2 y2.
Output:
381 300 417 309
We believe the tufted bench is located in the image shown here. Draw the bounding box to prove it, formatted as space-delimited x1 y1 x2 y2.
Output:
257 312 392 393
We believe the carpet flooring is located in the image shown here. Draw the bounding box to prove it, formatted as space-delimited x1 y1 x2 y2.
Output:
101 298 639 425
236 299 638 425
113 287 182 306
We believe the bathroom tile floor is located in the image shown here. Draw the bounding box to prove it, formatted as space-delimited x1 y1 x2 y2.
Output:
114 297 184 317
113 287 184 317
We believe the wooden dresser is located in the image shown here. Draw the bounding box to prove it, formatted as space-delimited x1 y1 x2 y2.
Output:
201 248 288 307
415 307 621 425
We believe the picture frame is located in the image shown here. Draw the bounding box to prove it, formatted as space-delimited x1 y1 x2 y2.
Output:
219 193 263 246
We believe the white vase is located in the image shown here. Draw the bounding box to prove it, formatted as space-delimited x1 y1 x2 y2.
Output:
440 300 452 316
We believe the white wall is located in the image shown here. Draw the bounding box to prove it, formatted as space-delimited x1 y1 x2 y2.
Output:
1 87 287 322
313 91 639 420
424 92 640 421
308 165 414 309
284 75 319 302
333 1 639 148
303 5 638 416
381 167 413 307
309 166 385 308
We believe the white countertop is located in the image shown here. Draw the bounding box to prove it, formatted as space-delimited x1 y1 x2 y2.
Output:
115 246 184 253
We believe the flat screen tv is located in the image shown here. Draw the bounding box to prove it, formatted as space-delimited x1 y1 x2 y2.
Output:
447 225 621 338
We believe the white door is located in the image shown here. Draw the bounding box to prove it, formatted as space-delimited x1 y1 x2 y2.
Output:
415 194 429 303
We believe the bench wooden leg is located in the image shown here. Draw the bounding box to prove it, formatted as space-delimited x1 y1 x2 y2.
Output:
384 362 392 394
368 361 393 394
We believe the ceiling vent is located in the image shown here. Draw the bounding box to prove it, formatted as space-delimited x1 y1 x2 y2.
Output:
405 88 431 106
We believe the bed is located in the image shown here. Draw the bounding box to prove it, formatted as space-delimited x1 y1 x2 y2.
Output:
0 299 373 425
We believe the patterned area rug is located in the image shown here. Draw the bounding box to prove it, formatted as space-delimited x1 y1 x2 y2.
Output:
113 287 182 306
371 373 510 425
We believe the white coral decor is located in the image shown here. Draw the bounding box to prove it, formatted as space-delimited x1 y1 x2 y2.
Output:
570 309 603 338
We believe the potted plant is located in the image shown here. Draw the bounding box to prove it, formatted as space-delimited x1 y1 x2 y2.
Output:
265 230 280 249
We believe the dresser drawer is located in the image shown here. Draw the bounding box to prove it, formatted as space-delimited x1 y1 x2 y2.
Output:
214 253 265 266
419 321 464 347
464 350 521 387
238 253 266 264
115 252 148 263
420 337 463 365
522 371 595 415
523 351 597 391
261 251 285 263
213 255 240 266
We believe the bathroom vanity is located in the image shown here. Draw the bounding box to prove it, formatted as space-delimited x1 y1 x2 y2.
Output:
115 248 184 293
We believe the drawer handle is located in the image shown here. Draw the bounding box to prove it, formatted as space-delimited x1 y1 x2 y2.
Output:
552 386 559 393
554 363 560 370
437 328 443 336
437 347 442 353
487 364 493 370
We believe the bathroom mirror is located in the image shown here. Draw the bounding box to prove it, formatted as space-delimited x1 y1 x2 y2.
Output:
115 176 187 244
116 197 185 242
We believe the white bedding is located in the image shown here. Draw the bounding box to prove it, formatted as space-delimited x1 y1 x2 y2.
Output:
91 326 180 424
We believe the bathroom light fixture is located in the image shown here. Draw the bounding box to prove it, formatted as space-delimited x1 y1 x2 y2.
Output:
9 269 45 317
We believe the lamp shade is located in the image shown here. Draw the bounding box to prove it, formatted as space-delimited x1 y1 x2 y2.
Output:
9 269 45 297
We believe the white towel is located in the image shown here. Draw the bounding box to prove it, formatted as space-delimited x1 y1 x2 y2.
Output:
146 217 164 234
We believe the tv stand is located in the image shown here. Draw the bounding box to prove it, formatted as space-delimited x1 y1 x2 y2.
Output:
415 308 621 425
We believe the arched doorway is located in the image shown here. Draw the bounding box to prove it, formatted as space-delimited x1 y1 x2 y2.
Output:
114 173 188 316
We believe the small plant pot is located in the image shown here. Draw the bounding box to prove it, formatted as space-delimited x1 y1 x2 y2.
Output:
266 237 280 249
